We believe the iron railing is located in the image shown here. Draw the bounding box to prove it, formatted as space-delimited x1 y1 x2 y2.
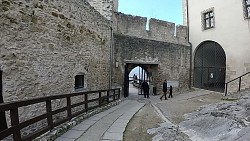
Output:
225 72 250 96
0 88 120 141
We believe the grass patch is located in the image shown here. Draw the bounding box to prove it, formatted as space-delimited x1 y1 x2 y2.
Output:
221 97 239 101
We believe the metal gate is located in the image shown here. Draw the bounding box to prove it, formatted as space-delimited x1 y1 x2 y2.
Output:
194 41 226 92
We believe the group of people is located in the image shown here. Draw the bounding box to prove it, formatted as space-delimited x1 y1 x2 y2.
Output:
141 79 173 100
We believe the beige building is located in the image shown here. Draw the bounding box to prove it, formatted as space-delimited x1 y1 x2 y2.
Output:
184 0 250 93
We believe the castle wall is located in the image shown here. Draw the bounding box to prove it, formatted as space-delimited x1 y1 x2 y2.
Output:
113 34 191 95
0 0 112 131
113 12 189 46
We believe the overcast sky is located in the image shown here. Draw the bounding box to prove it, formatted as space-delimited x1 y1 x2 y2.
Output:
118 0 183 25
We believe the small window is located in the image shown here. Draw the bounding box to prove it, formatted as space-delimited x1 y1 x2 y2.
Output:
244 0 250 19
203 10 215 30
75 75 84 89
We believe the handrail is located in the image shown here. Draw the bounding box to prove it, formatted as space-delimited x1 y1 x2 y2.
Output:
226 72 250 84
225 72 250 96
0 88 121 141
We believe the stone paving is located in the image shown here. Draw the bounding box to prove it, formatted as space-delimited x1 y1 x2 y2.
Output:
55 84 221 141
55 84 145 141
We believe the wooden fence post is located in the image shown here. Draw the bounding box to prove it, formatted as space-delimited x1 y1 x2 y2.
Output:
85 94 88 111
113 89 116 101
67 97 72 120
46 100 53 130
99 92 102 106
10 108 21 141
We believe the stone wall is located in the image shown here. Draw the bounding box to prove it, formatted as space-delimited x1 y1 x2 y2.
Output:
86 0 115 20
182 0 187 26
113 12 189 46
0 0 112 130
113 34 191 95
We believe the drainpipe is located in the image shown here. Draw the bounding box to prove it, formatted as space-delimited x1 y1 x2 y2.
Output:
186 0 193 89
109 25 114 90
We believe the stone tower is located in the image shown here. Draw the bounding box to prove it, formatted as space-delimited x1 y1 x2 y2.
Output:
182 0 187 26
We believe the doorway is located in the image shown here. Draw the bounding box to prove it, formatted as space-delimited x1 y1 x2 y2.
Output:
123 63 156 98
193 41 226 92
129 66 149 96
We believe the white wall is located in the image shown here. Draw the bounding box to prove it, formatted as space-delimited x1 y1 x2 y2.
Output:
188 0 250 81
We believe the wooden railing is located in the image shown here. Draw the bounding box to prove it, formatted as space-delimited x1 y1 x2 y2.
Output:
225 72 250 96
0 88 120 141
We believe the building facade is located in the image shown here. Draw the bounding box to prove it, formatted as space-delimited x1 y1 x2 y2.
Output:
184 0 250 93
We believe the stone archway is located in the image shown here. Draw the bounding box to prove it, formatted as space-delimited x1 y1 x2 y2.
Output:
123 62 158 97
193 41 226 92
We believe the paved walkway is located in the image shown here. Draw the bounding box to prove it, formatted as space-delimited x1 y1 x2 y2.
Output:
55 84 145 141
55 84 222 141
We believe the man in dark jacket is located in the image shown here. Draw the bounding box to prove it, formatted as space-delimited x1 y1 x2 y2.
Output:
160 80 168 100
142 81 149 98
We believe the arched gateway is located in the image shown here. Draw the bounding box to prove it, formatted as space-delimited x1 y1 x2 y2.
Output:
123 62 158 97
194 41 226 92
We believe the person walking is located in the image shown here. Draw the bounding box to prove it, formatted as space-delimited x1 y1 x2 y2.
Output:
160 80 168 100
142 81 149 98
168 85 173 98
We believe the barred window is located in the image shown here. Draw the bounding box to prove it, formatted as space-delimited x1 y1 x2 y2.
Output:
203 10 214 30
75 75 84 89
244 0 250 18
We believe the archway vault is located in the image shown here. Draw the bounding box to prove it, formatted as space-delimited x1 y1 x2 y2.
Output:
193 41 226 92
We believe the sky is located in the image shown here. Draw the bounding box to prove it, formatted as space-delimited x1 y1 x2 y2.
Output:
118 0 183 25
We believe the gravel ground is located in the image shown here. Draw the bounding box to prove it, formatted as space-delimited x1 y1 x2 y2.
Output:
123 87 227 141
155 91 225 124
123 103 164 141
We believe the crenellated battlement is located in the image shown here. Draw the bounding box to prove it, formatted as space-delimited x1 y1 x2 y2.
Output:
113 12 188 45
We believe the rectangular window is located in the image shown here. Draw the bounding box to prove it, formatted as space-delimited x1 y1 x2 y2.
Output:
244 0 250 18
75 75 84 89
203 11 214 30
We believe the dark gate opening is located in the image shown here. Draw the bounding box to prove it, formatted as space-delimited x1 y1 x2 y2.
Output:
123 62 157 97
124 64 149 97
194 41 226 92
